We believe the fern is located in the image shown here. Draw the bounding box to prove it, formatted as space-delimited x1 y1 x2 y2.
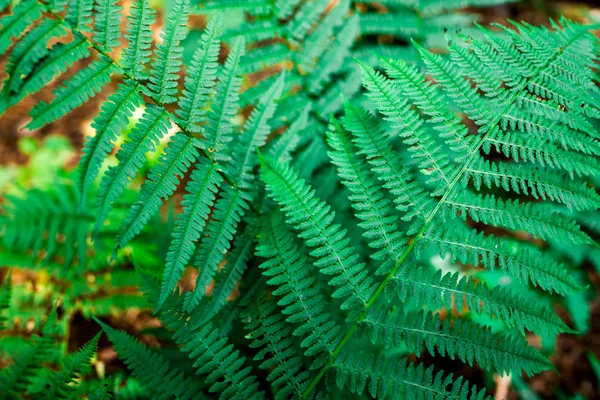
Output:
1 1 599 398
328 352 491 399
96 318 199 400
44 333 100 399
260 155 377 318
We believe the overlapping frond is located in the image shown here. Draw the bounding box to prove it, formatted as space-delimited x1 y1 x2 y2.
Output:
328 352 491 400
1 184 93 268
256 211 340 369
96 319 197 400
361 307 551 375
162 305 264 400
260 155 376 319
387 265 572 336
45 334 100 399
243 298 309 399
184 73 285 311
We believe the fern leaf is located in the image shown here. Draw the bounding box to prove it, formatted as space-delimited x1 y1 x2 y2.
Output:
163 308 264 400
201 36 245 159
362 308 551 376
121 0 156 80
243 298 309 399
257 211 339 369
45 334 100 399
93 0 123 52
157 158 222 311
358 61 452 189
27 56 117 130
342 102 432 231
184 74 285 311
184 186 248 311
329 353 491 400
286 0 329 42
203 229 255 320
2 185 92 268
0 0 43 57
421 225 582 296
194 0 272 15
326 118 407 275
116 133 200 249
483 130 600 178
379 57 475 157
66 0 94 31
176 14 222 132
96 319 197 400
79 82 144 207
1 36 90 114
463 159 600 211
0 334 55 394
1 18 65 97
442 192 593 245
95 105 171 236
259 155 376 318
146 0 189 104
308 14 359 94
388 265 572 336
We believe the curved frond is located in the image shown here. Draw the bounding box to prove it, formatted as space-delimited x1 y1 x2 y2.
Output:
260 155 376 319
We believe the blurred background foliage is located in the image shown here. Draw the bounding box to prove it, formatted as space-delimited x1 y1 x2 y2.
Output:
1 0 600 398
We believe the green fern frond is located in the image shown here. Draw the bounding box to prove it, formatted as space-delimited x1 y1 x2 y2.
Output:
92 0 123 52
116 133 200 249
194 0 272 15
379 56 474 157
387 265 572 336
285 0 330 42
176 14 222 132
201 36 245 159
0 0 43 56
27 56 117 130
243 298 310 399
65 0 94 31
121 0 156 80
2 184 93 268
441 191 593 245
163 307 264 399
326 118 407 275
0 271 11 331
361 307 551 376
184 73 285 311
145 0 189 104
94 105 171 236
1 36 90 114
96 319 198 400
202 228 255 320
260 155 376 319
45 333 100 399
358 61 452 190
328 352 491 400
157 158 223 311
462 159 600 211
421 225 582 296
0 318 56 395
341 102 433 231
79 83 144 207
1 18 66 97
256 211 339 369
275 0 302 19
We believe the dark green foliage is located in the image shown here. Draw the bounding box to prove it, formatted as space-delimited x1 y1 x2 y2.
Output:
0 0 599 399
